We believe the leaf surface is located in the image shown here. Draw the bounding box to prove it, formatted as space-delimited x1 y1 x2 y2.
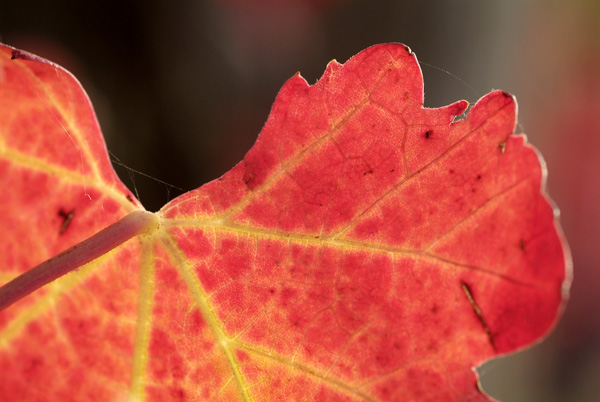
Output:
0 43 568 401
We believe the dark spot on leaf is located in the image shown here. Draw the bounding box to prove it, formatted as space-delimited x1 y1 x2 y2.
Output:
126 194 135 204
520 239 526 251
243 171 255 189
389 169 395 173
425 130 432 139
22 356 44 377
426 340 438 352
58 208 75 235
269 288 276 294
170 387 185 400
431 304 440 313
501 91 512 98
449 169 455 174
476 174 482 180
363 169 373 175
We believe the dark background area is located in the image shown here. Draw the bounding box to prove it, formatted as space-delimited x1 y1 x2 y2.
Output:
1 0 599 400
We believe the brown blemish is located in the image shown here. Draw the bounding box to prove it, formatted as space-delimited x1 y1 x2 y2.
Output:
461 281 495 350
242 170 255 191
58 209 75 235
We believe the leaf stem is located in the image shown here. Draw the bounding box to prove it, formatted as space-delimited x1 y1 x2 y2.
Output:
0 210 159 311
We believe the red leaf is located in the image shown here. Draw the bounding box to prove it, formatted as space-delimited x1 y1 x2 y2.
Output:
0 43 568 401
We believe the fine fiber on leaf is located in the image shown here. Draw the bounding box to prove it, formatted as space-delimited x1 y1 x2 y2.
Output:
0 42 569 401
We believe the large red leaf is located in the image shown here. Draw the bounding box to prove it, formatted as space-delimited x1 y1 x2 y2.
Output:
0 43 568 401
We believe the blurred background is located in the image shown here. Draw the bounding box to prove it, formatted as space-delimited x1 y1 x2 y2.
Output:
1 0 598 400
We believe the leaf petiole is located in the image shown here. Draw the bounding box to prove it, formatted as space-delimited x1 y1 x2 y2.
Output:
0 210 159 311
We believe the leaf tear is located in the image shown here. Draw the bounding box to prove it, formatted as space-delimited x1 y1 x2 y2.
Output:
460 281 496 350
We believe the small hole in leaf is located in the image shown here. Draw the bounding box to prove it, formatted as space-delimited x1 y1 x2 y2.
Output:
499 142 506 154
